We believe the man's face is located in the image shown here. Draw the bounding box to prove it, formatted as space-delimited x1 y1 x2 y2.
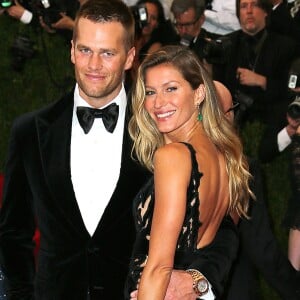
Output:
239 0 267 35
71 18 135 108
173 7 204 38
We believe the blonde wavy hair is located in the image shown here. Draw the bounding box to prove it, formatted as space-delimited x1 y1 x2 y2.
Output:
129 45 253 217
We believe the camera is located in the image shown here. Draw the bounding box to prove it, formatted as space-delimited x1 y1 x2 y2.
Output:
288 58 300 89
201 37 231 64
130 4 148 37
10 34 35 71
288 74 299 89
2 0 63 27
0 0 13 8
233 89 254 124
32 0 62 28
179 34 231 64
287 96 300 119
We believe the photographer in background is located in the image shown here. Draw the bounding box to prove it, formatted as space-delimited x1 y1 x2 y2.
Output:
124 0 177 90
38 0 82 43
284 92 300 272
2 0 33 24
39 0 86 33
213 0 297 160
259 58 300 162
126 0 177 85
170 0 219 74
258 57 300 271
1 0 80 37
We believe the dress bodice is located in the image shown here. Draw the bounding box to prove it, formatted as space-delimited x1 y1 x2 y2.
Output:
125 143 203 296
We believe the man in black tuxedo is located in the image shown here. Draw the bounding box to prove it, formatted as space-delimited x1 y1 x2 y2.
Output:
0 0 240 299
0 0 148 299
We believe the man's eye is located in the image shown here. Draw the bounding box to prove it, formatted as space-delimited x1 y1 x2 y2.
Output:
79 48 91 54
103 52 115 57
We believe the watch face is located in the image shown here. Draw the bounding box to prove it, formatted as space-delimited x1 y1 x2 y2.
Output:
197 279 208 294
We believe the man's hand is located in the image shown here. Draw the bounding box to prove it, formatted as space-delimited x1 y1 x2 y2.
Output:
286 114 300 137
51 13 74 31
130 270 197 300
6 0 25 20
237 67 267 90
39 12 74 33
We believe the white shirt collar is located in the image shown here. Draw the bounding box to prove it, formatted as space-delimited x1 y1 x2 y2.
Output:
73 83 127 115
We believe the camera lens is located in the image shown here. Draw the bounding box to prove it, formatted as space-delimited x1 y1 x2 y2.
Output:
287 97 300 119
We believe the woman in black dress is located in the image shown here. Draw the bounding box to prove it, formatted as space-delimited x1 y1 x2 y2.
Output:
126 45 253 299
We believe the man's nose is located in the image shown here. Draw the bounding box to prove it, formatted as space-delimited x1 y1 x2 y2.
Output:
88 54 102 69
179 26 188 35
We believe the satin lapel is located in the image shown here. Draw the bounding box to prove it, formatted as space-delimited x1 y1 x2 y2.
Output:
36 92 89 238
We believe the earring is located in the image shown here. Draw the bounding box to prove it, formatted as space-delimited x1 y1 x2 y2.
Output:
197 103 203 121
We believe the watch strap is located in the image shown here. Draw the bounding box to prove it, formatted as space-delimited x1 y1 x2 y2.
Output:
186 269 209 296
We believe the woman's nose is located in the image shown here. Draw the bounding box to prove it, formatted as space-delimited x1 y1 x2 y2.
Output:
154 93 167 108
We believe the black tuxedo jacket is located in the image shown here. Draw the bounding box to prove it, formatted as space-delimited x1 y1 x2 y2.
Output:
223 159 300 300
268 2 295 38
0 90 241 300
268 1 300 49
0 91 150 300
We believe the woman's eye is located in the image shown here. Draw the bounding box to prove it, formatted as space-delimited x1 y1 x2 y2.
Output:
145 90 155 96
166 86 177 92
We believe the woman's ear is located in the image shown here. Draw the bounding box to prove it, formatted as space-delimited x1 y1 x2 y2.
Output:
194 84 206 106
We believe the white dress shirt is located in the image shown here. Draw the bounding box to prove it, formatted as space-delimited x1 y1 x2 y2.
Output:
278 127 292 152
70 84 126 235
20 9 33 24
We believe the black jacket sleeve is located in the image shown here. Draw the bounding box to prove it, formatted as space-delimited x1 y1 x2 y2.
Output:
239 159 300 300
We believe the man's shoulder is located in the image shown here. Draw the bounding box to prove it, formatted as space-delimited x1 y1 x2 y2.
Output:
12 90 74 132
225 29 243 40
265 31 297 55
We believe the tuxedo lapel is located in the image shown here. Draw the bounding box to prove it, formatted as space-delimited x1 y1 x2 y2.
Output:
36 92 89 238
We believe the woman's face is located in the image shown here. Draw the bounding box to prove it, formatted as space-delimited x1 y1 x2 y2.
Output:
144 63 201 136
142 2 159 36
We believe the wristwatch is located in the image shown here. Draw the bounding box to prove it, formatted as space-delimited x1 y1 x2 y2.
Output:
186 269 209 297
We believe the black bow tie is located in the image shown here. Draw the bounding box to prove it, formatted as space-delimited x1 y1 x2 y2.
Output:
76 103 119 134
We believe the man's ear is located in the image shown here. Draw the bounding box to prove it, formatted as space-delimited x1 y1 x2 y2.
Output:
125 47 136 71
199 14 205 27
70 40 75 64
